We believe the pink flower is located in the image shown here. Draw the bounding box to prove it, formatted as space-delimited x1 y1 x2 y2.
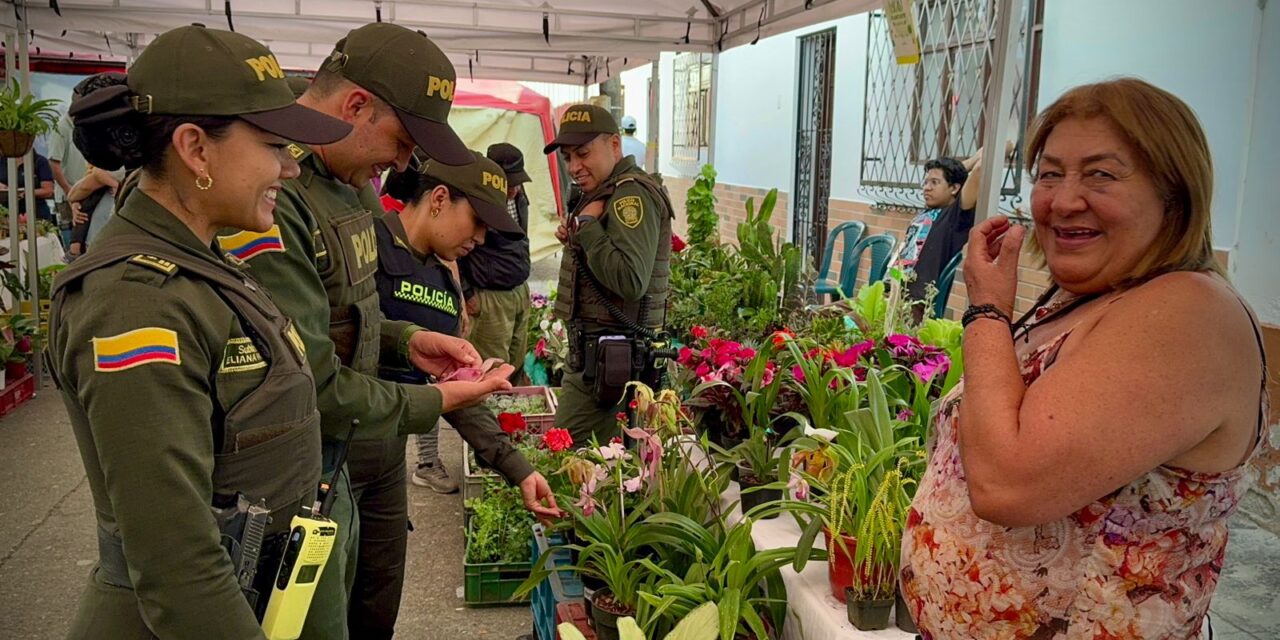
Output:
897 409 915 421
574 485 598 516
761 361 777 386
911 353 950 382
530 294 549 309
623 476 644 493
886 334 923 359
695 362 713 380
598 441 630 463
791 365 805 382
787 473 810 501
625 426 664 481
690 325 709 340
677 346 694 366
832 340 875 367
535 338 548 358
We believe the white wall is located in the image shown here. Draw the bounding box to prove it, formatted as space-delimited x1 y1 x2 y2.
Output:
1234 3 1280 325
619 65 652 143
1037 0 1260 248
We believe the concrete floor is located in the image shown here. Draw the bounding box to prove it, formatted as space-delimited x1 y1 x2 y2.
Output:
1 384 1276 639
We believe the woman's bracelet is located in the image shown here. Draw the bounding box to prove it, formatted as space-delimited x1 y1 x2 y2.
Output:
962 304 1012 329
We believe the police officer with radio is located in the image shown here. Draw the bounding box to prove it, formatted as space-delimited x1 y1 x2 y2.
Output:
548 104 675 446
49 26 352 638
216 23 515 638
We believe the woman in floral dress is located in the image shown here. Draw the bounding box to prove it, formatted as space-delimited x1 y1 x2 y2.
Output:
900 78 1269 639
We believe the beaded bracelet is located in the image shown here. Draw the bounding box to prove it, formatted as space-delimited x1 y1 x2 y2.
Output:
962 304 1011 329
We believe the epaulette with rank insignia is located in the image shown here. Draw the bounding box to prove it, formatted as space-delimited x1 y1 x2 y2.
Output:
121 254 180 286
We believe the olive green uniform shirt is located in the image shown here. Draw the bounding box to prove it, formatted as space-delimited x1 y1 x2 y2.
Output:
219 145 441 443
53 191 273 639
569 156 665 310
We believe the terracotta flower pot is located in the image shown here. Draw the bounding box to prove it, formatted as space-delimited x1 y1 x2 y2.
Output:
824 527 860 603
0 130 35 158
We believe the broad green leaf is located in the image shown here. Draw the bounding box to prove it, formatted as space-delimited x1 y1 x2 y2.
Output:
558 623 588 640
619 617 646 640
665 602 720 640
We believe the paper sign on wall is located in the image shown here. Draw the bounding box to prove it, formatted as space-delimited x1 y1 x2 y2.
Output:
885 0 921 65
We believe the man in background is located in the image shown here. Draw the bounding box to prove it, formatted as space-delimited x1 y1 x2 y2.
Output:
620 115 645 165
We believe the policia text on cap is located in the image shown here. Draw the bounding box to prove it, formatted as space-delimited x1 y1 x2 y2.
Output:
549 105 676 446
216 23 553 638
47 25 353 638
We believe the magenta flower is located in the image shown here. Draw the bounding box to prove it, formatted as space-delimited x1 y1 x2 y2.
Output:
886 334 923 359
911 353 950 382
677 346 694 366
897 409 915 421
787 473 810 501
833 339 876 367
738 347 757 361
791 365 805 382
535 337 548 359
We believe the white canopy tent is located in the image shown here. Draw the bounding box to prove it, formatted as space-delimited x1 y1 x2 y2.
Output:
4 0 882 83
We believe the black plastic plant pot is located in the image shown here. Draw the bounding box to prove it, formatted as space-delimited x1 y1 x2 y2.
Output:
845 588 894 631
738 470 782 520
590 589 635 640
895 587 918 632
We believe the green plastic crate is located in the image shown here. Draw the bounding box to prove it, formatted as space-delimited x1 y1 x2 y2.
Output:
463 534 532 607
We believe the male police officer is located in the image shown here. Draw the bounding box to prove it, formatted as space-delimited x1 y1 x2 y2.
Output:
217 24 527 638
548 104 675 446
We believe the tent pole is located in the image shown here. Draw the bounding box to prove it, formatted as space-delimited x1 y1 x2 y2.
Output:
647 58 660 173
974 0 1025 225
5 29 18 310
17 13 41 387
707 51 719 169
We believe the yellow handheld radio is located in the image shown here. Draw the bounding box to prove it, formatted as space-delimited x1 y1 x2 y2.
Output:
261 420 358 640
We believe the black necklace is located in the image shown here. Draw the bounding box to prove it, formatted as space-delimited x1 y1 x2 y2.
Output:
1010 285 1102 343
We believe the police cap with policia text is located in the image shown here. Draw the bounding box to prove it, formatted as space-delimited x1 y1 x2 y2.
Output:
420 151 525 238
543 104 619 154
321 23 472 166
71 25 352 146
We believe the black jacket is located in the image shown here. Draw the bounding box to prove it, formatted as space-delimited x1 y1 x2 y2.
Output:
908 199 974 302
459 190 531 293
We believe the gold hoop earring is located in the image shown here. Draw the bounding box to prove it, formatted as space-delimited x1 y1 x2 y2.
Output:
196 174 214 191
431 208 440 218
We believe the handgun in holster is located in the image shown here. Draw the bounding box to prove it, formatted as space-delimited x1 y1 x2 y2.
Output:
214 493 272 613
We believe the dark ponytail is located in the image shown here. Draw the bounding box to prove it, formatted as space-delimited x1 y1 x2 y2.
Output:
70 72 235 174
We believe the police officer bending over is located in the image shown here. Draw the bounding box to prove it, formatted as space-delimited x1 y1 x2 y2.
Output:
548 104 676 446
216 23 512 638
48 26 351 638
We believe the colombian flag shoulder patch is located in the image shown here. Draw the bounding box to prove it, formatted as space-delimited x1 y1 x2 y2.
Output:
218 225 286 261
93 328 181 372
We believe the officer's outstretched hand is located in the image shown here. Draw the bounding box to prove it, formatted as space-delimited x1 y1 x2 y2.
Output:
436 366 516 412
519 471 563 524
408 330 481 377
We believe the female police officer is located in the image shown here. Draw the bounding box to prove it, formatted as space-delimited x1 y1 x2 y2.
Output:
351 152 561 632
48 26 351 638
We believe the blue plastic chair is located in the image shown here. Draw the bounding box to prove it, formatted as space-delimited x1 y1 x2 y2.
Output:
932 251 964 319
838 233 898 299
813 221 866 301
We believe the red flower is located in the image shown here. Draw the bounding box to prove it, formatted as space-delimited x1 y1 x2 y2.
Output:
671 233 687 253
543 428 574 453
690 325 708 340
771 328 795 347
498 412 527 435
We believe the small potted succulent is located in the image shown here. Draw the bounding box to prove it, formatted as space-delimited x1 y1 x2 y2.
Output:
0 81 60 157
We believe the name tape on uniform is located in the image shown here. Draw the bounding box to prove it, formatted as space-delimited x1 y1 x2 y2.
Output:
220 337 267 373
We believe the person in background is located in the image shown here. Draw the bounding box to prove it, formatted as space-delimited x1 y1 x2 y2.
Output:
894 157 969 273
49 100 92 243
65 166 123 257
901 77 1268 639
906 147 991 316
619 115 645 165
48 25 351 637
0 150 55 223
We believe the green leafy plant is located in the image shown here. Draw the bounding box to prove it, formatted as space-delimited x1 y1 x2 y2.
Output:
557 601 720 640
37 264 66 301
848 466 912 602
685 164 719 249
696 344 791 485
0 81 60 136
464 479 535 564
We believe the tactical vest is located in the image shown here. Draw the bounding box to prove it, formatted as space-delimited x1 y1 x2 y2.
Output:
49 235 322 599
554 169 674 331
372 215 461 384
293 158 383 375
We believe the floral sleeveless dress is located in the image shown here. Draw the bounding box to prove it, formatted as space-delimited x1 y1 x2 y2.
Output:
900 292 1268 640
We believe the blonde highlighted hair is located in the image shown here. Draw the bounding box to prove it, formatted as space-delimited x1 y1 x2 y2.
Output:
1025 77 1223 286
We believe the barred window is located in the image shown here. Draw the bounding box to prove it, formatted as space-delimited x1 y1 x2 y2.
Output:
672 52 713 163
861 0 1044 208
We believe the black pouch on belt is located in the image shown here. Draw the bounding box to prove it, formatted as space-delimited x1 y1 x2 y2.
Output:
592 336 633 407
